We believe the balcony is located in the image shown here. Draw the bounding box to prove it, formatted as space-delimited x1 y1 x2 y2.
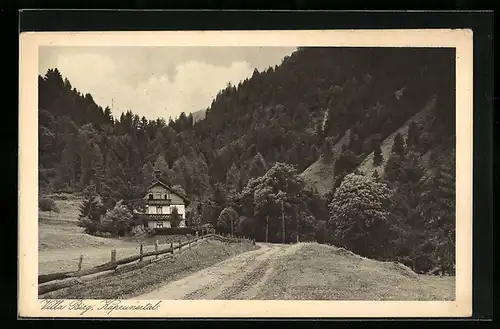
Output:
145 199 172 206
138 214 173 221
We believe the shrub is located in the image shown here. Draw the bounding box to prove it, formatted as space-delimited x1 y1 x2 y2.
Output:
131 225 146 237
170 206 182 228
78 216 99 235
99 200 134 236
39 197 59 217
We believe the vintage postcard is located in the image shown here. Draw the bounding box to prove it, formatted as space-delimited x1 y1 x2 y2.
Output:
19 29 473 318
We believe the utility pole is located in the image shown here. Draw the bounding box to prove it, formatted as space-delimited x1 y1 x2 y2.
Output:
295 203 299 243
281 197 285 244
265 215 269 243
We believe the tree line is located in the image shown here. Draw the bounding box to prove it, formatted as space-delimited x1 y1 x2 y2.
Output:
38 47 456 275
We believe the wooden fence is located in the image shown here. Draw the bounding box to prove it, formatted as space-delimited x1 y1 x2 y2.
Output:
38 232 255 296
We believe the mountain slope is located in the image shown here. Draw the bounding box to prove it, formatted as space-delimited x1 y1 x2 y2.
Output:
300 96 443 195
191 109 206 122
357 97 436 177
300 129 351 196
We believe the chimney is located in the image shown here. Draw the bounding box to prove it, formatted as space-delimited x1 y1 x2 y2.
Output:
153 169 162 181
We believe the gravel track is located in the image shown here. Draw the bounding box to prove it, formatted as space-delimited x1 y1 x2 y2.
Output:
134 243 303 300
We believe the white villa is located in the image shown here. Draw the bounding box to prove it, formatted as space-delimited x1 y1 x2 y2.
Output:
138 173 190 229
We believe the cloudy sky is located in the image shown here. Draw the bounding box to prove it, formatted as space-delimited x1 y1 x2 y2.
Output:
39 46 297 120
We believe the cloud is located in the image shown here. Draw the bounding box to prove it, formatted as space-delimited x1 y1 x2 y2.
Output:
39 47 295 120
134 61 253 119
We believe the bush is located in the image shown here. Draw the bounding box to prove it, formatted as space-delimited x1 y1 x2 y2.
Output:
132 225 146 237
99 200 134 236
170 206 182 228
39 197 59 216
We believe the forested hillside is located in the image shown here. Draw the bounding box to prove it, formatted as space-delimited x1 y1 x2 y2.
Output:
39 47 456 275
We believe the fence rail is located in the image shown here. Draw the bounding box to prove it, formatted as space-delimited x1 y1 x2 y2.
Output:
38 233 255 296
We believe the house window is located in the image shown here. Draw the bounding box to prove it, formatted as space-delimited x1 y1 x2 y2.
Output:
156 222 163 228
166 191 171 199
155 192 161 199
148 194 153 200
157 206 162 214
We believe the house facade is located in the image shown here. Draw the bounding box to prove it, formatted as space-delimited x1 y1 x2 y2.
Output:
139 179 190 229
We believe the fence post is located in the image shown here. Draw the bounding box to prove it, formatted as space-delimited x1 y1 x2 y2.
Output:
196 231 199 239
140 244 143 261
170 242 173 253
111 249 116 263
155 240 159 259
77 254 83 271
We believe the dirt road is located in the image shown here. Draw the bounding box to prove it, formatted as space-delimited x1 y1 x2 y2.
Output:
134 243 303 300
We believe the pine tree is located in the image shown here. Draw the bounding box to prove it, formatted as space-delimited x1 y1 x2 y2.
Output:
77 183 103 234
406 121 420 150
322 138 334 162
373 142 383 166
384 153 404 183
310 144 319 162
418 149 456 274
390 151 426 271
391 132 406 157
249 152 268 178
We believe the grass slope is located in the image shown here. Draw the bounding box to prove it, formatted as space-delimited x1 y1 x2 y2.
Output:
40 240 259 299
357 97 436 177
38 193 82 222
256 242 454 300
301 97 436 195
300 129 351 196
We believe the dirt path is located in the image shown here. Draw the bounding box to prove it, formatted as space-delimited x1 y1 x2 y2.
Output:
134 243 304 300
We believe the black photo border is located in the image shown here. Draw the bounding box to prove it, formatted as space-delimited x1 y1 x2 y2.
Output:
11 8 494 325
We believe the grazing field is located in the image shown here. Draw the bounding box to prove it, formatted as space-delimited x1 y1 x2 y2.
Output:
38 193 83 222
40 239 259 299
39 218 193 275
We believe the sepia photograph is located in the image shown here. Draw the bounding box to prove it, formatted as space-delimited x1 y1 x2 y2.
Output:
19 30 473 318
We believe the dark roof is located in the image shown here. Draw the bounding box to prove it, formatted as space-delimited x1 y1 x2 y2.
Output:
146 179 191 205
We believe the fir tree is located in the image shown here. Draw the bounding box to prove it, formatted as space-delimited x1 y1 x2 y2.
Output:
406 121 420 150
249 152 268 178
77 183 104 234
384 153 404 183
322 138 334 162
373 142 383 166
391 132 406 157
418 150 456 274
310 144 319 162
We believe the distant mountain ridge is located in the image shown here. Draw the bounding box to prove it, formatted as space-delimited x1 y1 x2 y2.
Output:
191 109 206 122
